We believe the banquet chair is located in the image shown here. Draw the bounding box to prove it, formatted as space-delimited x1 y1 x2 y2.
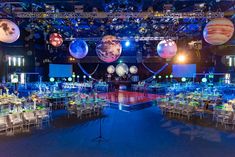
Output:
0 116 9 133
215 110 226 127
173 104 183 117
232 114 235 129
8 113 24 133
181 106 194 120
67 105 77 118
35 109 50 128
194 107 205 119
22 112 37 129
166 102 175 116
158 102 167 115
222 111 233 129
81 106 92 118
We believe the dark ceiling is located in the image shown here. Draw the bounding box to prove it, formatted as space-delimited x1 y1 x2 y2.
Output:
0 0 234 66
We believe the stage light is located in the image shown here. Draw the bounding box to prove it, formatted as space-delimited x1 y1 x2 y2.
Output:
89 75 92 79
83 75 86 79
158 76 162 79
202 77 207 83
165 75 169 79
68 77 72 82
153 76 156 79
170 74 173 78
18 57 21 66
20 73 25 84
119 60 123 63
72 72 76 78
50 77 55 82
125 40 130 47
22 58 25 66
177 55 186 62
13 57 16 66
181 77 186 82
77 75 80 78
8 57 11 66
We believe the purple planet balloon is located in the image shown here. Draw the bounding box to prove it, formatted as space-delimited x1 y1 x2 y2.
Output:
157 39 177 59
96 35 122 63
69 39 88 59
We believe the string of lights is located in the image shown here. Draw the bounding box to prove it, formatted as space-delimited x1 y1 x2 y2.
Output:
14 11 224 19
65 36 179 41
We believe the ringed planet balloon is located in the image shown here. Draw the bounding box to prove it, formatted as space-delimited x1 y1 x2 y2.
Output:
157 39 177 59
96 35 122 63
129 66 138 74
69 39 88 59
107 65 115 74
203 18 234 45
49 33 63 47
116 63 128 77
0 19 20 43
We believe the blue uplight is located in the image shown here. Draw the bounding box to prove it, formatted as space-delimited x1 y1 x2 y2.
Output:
125 40 130 47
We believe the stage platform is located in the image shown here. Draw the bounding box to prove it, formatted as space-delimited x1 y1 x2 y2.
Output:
98 91 163 111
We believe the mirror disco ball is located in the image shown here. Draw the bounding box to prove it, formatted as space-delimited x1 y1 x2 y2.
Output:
116 63 128 77
129 66 138 74
69 39 88 59
0 19 20 43
203 18 234 45
107 65 115 74
49 33 63 47
96 35 122 63
157 39 177 59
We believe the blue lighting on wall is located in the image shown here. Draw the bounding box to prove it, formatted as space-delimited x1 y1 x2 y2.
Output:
125 40 130 47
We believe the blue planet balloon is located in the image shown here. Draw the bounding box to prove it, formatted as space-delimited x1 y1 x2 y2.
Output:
69 39 88 59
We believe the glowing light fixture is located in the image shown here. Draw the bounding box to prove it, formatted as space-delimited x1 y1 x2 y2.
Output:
50 77 55 82
181 77 186 82
177 54 186 62
202 77 207 83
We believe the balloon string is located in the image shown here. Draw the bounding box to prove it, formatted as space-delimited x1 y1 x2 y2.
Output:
77 63 99 81
142 61 157 74
142 63 169 82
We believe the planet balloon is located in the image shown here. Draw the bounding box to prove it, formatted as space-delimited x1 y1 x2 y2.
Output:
69 39 88 59
157 39 177 59
107 65 115 74
116 63 128 77
49 33 63 47
129 66 138 74
0 19 20 43
96 35 122 63
203 18 234 45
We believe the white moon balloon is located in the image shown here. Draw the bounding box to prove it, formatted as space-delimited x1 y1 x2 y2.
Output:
0 19 20 43
107 65 115 74
129 66 138 74
116 63 129 77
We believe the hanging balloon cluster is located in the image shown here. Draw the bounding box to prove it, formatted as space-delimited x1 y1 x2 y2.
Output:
0 19 20 43
107 64 138 77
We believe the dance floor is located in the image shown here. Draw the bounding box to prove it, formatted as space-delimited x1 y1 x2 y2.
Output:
98 91 163 111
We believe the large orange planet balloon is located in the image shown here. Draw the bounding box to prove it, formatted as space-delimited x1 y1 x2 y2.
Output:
96 35 122 63
49 33 63 47
203 18 234 45
0 19 20 43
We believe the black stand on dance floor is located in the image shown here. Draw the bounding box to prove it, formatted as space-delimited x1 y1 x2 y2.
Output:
92 116 107 143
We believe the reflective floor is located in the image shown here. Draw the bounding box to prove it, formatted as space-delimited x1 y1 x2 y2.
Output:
97 91 162 105
0 107 235 157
